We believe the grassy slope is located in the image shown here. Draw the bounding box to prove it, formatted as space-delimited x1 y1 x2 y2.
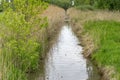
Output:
84 20 120 79
67 8 120 80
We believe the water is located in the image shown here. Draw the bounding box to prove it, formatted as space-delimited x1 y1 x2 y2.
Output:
45 24 101 80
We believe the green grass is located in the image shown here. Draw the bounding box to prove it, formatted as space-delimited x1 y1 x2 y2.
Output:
84 20 120 79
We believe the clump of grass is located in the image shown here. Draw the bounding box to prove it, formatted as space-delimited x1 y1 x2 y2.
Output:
84 20 120 79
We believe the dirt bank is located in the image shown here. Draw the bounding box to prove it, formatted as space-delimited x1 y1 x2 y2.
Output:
67 8 120 80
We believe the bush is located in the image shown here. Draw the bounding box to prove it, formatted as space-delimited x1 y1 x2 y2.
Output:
0 5 3 12
93 0 120 10
43 0 70 10
0 0 48 80
75 5 95 11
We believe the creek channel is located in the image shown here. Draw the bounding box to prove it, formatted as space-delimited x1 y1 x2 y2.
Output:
44 23 101 80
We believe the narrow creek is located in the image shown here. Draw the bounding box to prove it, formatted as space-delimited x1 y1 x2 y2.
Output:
45 24 101 80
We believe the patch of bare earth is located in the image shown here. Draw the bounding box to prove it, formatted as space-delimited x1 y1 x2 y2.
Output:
67 8 120 80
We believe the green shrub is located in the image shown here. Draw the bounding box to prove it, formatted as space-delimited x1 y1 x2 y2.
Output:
43 0 70 10
92 0 120 10
75 5 95 11
0 0 48 80
0 5 3 12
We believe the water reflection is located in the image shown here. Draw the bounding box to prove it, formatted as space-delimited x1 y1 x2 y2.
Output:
45 24 100 80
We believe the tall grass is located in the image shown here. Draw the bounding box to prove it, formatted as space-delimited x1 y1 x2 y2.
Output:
84 20 120 79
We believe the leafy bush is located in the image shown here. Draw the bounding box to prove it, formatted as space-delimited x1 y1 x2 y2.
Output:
0 5 3 12
92 0 120 10
0 0 48 80
44 0 120 10
43 0 70 10
75 0 91 5
75 5 95 11
75 0 120 10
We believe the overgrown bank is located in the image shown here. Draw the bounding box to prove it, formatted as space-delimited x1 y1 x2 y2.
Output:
67 8 120 80
28 5 65 80
0 1 65 80
0 1 48 80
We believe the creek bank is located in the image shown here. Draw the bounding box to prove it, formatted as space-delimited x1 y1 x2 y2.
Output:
69 20 107 80
28 5 65 80
67 8 119 80
41 5 66 58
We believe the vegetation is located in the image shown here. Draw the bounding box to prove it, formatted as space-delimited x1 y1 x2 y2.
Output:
94 0 120 10
75 0 120 10
43 0 92 10
83 20 120 79
0 0 120 80
74 0 120 11
75 0 91 5
68 7 120 79
75 5 94 11
43 0 71 10
0 0 48 80
43 0 120 11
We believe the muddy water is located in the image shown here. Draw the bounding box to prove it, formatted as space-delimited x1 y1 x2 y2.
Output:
45 24 101 80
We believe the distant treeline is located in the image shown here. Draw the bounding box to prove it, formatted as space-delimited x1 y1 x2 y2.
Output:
93 0 120 10
43 0 120 10
43 0 71 10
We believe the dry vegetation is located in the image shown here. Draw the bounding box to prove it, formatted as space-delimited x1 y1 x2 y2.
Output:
67 8 120 22
42 5 65 44
29 5 65 59
34 5 65 80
